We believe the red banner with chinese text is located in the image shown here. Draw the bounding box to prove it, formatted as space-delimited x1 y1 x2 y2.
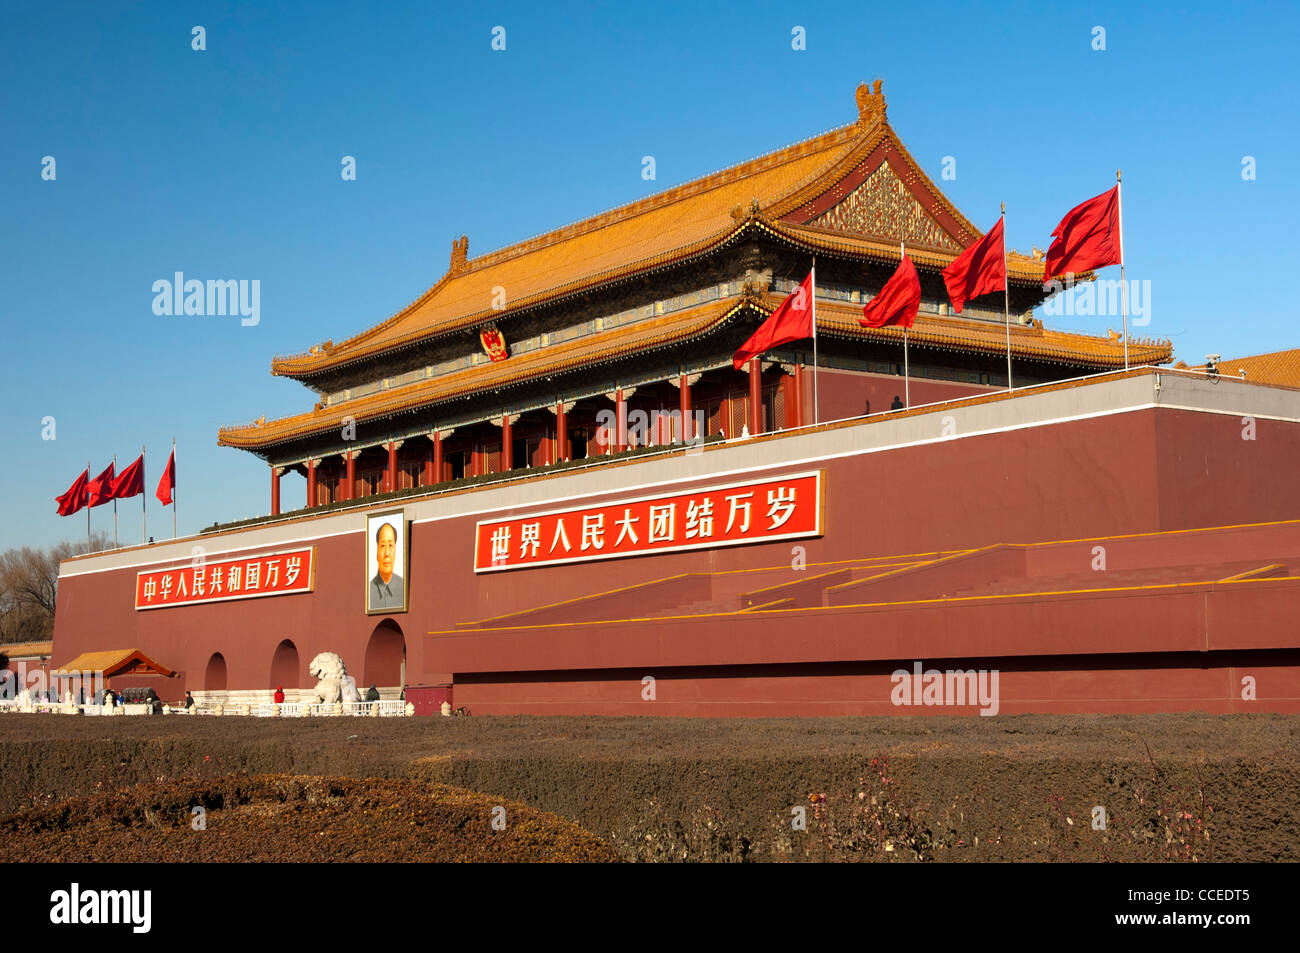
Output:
135 547 315 610
474 472 822 572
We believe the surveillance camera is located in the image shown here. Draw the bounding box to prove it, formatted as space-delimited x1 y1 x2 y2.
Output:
1206 353 1221 364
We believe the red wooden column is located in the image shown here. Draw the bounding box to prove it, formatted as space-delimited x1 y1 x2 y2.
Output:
551 400 574 461
385 440 402 492
270 465 283 516
342 450 356 501
792 364 805 428
684 374 695 442
556 402 567 461
306 458 319 508
779 365 799 430
615 389 627 453
425 431 446 486
500 414 513 471
748 358 763 436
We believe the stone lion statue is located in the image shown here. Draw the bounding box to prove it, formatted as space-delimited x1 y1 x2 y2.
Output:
306 652 361 705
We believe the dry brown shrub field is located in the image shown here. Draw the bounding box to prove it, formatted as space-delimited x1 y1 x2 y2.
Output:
0 773 616 862
0 712 1295 862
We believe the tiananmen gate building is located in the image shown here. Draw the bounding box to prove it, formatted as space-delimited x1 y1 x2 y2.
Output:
51 84 1300 715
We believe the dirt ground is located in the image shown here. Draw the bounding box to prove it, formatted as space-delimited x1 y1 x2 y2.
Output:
0 773 616 862
0 712 1295 861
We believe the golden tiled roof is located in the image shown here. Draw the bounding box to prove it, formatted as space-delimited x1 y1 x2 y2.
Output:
768 221 1049 282
271 83 1022 379
222 293 1168 450
272 127 862 377
1198 349 1300 388
1 640 53 659
223 298 746 448
54 648 174 678
806 298 1172 368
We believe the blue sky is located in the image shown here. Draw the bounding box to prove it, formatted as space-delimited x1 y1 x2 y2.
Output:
2 0 1296 550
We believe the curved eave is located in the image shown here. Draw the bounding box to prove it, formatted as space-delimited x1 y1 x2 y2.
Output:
224 298 750 451
787 298 1173 369
765 221 1051 285
269 219 761 381
271 123 867 381
271 213 1053 383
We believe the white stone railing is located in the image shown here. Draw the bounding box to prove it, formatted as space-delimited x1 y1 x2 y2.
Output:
188 700 413 717
0 695 415 717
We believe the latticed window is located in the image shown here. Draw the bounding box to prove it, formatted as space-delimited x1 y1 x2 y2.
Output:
358 469 381 497
767 384 784 431
703 399 723 437
400 460 420 490
730 393 748 437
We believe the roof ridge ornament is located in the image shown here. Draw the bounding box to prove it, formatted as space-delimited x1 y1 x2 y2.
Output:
450 234 470 275
730 196 765 222
856 79 886 126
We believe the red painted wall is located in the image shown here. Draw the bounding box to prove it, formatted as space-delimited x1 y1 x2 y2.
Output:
49 405 1300 714
800 365 994 422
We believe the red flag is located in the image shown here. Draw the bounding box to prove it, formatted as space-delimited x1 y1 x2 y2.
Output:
113 454 145 499
733 271 814 369
156 450 176 506
56 469 89 517
1043 185 1122 281
943 218 1005 314
86 462 116 508
860 255 922 329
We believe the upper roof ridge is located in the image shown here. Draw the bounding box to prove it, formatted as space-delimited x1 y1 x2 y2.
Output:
463 122 860 273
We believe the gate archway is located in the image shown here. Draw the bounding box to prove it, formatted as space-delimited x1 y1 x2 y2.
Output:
204 653 227 692
270 639 301 689
363 620 405 688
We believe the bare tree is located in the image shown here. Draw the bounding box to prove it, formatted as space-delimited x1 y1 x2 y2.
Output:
0 534 108 644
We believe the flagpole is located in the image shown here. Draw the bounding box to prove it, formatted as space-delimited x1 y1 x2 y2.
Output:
901 241 910 408
1002 203 1013 392
86 458 91 552
172 437 178 540
142 445 147 545
1117 169 1128 370
811 256 819 425
112 453 118 550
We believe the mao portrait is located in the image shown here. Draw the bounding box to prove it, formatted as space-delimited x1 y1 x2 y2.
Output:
366 510 408 614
